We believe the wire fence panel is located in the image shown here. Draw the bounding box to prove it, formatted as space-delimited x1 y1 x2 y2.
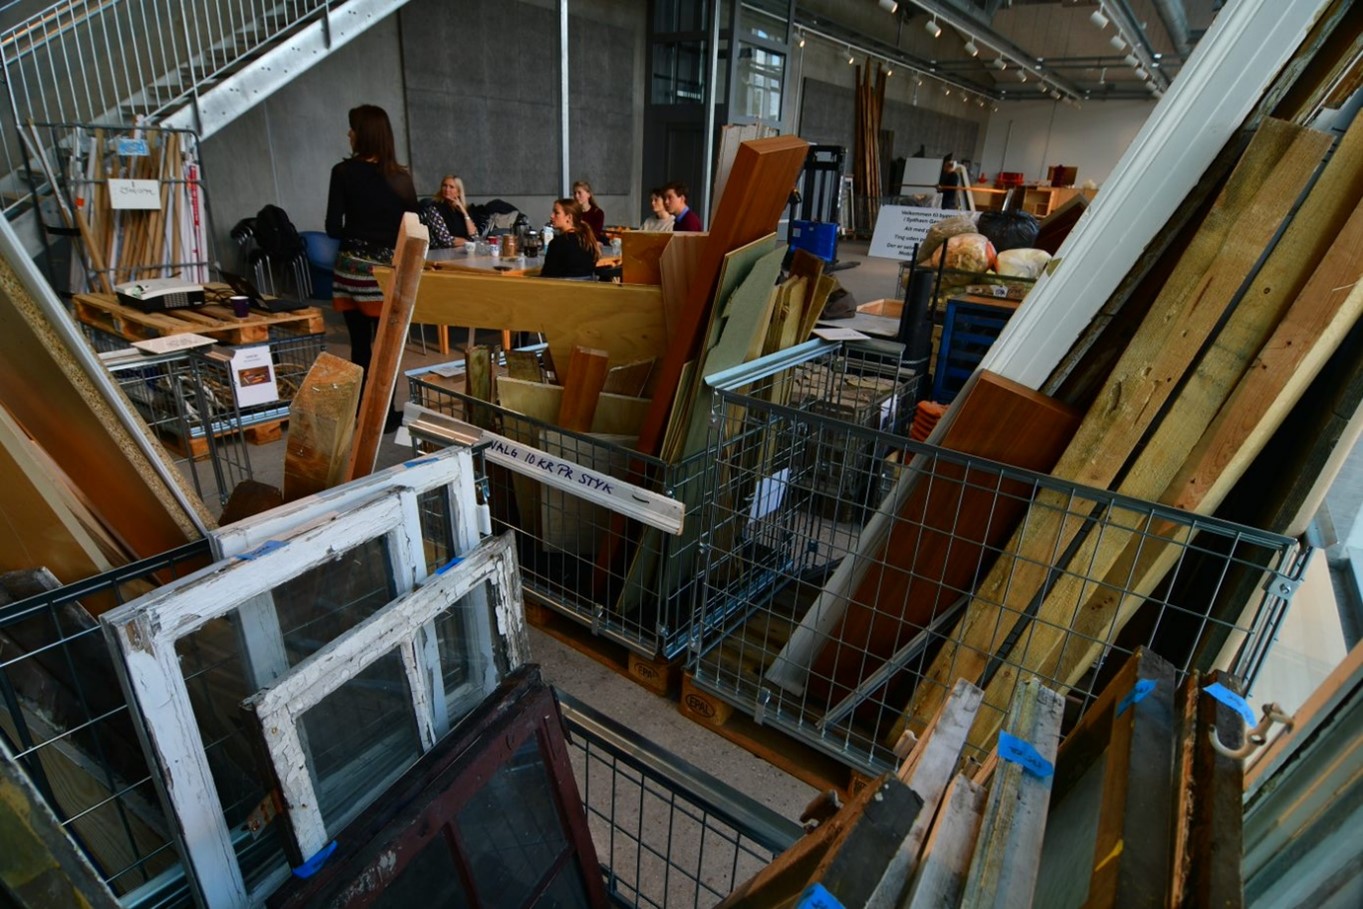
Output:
690 340 1308 774
409 353 709 660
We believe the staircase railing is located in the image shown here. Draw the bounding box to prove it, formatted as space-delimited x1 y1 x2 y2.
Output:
0 0 336 215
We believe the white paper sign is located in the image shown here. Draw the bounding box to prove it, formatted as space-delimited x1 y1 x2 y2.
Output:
868 205 957 260
132 333 216 355
108 178 161 210
230 347 279 408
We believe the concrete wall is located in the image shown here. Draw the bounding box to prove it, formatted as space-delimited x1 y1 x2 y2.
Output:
978 99 1155 186
200 17 409 271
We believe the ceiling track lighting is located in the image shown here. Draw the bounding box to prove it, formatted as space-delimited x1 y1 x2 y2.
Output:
798 31 805 48
1017 70 1028 82
877 0 899 12
987 57 1006 70
848 47 855 64
1109 34 1127 51
963 38 979 57
1089 7 1108 29
925 16 942 38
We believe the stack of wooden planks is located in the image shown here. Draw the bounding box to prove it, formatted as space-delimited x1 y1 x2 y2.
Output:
852 58 887 236
722 650 1253 908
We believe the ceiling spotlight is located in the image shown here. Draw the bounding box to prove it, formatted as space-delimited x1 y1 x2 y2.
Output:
963 39 979 57
1050 90 1062 99
944 87 952 96
878 0 899 11
992 105 999 112
848 49 855 64
1123 53 1139 67
1017 70 1028 82
1134 66 1148 80
886 65 894 76
987 58 1006 70
925 17 942 38
798 31 805 48
1089 8 1108 29
1109 34 1127 51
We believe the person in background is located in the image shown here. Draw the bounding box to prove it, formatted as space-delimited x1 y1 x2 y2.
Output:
572 180 606 240
326 104 418 384
540 198 600 278
420 174 477 248
640 187 674 231
939 152 966 211
663 181 702 231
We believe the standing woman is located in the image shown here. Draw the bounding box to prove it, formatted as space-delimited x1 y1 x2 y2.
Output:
938 152 966 211
572 180 606 241
540 199 600 279
325 104 418 380
420 174 479 248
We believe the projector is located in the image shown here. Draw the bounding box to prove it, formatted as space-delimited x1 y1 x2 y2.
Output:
115 279 206 313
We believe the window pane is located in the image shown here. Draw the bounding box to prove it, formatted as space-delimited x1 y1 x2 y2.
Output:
651 41 707 104
533 861 593 909
458 738 569 906
433 579 508 726
652 0 706 33
739 0 789 43
418 486 456 569
735 45 785 120
299 649 421 832
370 830 472 909
275 537 394 666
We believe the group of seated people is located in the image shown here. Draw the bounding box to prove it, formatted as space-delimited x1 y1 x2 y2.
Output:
417 175 703 279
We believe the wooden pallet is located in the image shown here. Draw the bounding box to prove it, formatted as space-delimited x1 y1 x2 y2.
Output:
159 418 286 461
74 291 325 345
522 595 681 698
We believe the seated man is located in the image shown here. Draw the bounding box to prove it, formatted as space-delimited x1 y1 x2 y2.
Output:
663 181 703 232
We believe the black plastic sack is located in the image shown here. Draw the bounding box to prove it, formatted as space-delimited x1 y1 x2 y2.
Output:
976 210 1039 253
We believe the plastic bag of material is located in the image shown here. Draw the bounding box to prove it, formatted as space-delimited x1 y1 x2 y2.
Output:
917 213 980 263
996 248 1052 279
976 210 1040 253
927 233 998 273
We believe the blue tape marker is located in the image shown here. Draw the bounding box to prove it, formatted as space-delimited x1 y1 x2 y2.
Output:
434 556 464 575
403 456 439 468
1203 682 1256 726
291 840 338 878
116 137 149 156
236 539 287 561
1117 678 1158 716
998 731 1055 778
796 882 845 909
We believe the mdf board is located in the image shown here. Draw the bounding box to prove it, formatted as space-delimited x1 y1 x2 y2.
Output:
0 242 206 558
804 372 1081 715
635 135 810 459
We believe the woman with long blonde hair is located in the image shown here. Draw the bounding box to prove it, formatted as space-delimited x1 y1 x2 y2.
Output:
420 174 479 247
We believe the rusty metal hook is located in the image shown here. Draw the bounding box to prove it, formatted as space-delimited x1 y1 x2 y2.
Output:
1208 701 1294 761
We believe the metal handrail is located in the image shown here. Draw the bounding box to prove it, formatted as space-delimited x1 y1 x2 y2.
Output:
0 0 337 214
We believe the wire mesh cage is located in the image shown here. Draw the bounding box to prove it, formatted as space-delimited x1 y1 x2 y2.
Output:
408 354 710 660
690 340 1309 774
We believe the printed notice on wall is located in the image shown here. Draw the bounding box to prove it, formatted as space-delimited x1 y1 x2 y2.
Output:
868 205 957 260
230 346 279 408
108 178 162 210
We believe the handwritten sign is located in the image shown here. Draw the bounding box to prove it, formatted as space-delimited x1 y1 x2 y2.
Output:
116 138 149 156
108 178 161 210
868 205 957 260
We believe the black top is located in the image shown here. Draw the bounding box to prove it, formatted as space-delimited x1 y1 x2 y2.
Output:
939 168 966 211
540 234 599 278
325 157 418 248
420 198 475 248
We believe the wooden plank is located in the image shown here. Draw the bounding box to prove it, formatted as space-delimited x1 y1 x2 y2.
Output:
283 353 363 502
390 267 667 369
906 118 1331 740
658 232 707 341
557 346 611 433
960 676 1063 909
904 774 987 909
619 231 673 285
866 679 984 909
601 358 655 397
635 135 810 460
497 376 562 423
1181 671 1246 909
797 274 838 344
504 349 543 382
464 345 495 431
590 393 650 437
347 214 430 480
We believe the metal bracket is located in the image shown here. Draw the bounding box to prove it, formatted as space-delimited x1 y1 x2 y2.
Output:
1208 701 1294 761
754 687 772 726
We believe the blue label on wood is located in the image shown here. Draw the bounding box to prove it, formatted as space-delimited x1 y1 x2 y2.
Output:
1203 682 1256 726
797 883 845 909
1117 678 1158 716
236 539 287 560
998 731 1055 778
116 138 149 156
292 840 337 878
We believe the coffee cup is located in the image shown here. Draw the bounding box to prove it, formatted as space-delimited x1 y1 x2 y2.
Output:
230 295 250 318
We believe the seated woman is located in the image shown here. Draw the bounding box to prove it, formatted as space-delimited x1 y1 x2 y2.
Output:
639 187 674 231
573 180 606 240
540 199 600 279
419 174 478 248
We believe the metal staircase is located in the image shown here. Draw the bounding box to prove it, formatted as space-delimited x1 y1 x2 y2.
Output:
0 0 413 250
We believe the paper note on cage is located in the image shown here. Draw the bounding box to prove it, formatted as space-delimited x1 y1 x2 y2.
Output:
230 346 279 408
132 333 216 355
812 327 871 342
108 178 161 210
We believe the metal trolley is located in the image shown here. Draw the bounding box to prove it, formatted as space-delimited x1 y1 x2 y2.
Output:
407 356 710 661
688 339 1310 774
0 548 798 908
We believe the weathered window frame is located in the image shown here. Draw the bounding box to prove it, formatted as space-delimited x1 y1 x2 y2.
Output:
241 531 527 863
101 450 485 908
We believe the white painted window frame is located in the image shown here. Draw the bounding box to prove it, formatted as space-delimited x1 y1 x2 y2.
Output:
102 490 429 909
241 531 527 862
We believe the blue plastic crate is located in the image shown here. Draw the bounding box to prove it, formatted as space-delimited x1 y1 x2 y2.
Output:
789 219 838 262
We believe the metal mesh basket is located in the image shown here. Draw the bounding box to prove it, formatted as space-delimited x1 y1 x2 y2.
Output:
690 340 1308 773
